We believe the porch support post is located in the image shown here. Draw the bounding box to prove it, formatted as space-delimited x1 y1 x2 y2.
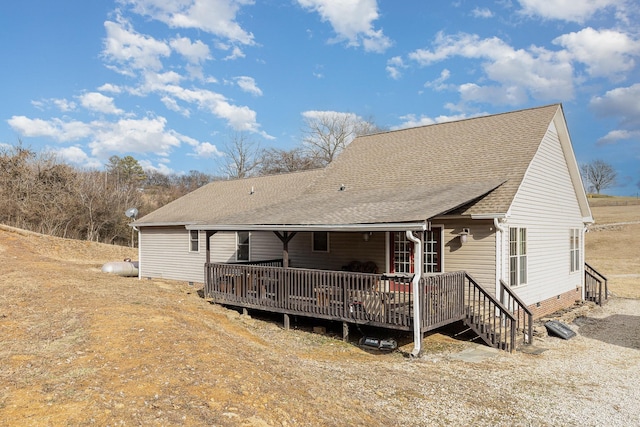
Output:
273 231 297 268
342 322 349 342
406 230 423 357
205 231 217 289
283 313 290 330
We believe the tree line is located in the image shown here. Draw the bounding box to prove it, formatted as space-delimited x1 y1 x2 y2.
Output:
0 113 380 245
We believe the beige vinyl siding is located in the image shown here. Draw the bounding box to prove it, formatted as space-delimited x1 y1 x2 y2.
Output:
139 227 207 283
440 219 496 294
287 231 386 272
507 121 584 306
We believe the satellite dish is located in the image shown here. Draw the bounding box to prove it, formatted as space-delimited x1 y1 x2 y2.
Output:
125 207 139 219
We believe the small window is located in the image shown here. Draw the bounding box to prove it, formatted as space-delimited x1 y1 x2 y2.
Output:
312 232 329 252
570 228 580 273
189 230 199 252
237 231 250 261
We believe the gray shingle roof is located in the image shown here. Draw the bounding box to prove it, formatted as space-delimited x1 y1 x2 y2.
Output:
135 104 561 228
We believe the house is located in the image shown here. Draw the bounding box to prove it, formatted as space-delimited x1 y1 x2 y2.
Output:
133 104 603 354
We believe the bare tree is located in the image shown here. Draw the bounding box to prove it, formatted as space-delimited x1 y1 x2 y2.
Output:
581 160 617 194
258 147 323 175
220 132 261 179
301 111 382 166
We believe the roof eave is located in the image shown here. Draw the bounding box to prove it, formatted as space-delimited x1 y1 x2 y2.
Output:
186 222 428 232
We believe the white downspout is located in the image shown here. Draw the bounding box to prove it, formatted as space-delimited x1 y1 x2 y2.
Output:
494 218 506 298
133 225 141 280
406 230 422 357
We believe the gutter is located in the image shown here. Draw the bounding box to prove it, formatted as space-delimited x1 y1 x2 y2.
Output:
405 230 422 358
493 218 507 298
187 222 428 232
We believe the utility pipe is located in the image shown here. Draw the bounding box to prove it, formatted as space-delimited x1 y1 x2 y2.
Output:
406 230 423 357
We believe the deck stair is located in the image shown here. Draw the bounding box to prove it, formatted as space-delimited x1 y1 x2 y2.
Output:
460 274 518 352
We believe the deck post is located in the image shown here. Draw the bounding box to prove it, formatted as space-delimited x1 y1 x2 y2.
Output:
284 313 290 330
273 231 297 268
342 322 349 342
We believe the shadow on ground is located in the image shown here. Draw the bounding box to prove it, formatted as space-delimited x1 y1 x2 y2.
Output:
575 314 640 350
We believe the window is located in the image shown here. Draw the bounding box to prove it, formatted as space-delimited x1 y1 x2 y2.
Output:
312 232 329 252
237 232 250 261
392 232 413 274
509 227 527 286
423 227 442 273
570 228 580 273
189 230 199 252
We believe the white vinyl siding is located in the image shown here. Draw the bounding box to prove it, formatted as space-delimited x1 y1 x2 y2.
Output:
138 228 283 283
288 232 385 272
506 120 585 305
440 220 496 293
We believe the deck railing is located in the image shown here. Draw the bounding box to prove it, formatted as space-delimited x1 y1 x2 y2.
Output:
204 262 414 329
205 263 516 351
585 262 608 305
463 274 517 352
499 280 533 345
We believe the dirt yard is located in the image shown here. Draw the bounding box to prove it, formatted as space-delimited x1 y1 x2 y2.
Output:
1 202 639 426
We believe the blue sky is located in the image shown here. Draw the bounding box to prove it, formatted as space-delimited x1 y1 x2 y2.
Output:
1 0 639 196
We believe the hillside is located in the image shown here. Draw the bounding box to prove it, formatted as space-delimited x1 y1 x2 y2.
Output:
1 203 639 426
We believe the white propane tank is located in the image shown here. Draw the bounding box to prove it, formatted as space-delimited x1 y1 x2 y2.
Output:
101 260 139 277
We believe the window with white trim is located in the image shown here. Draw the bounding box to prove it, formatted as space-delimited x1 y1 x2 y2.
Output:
312 232 329 252
509 227 527 286
236 231 250 261
189 230 199 252
391 229 443 274
570 228 580 273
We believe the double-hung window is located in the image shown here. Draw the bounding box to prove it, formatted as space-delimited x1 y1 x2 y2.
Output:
509 227 527 286
189 230 199 252
570 228 580 273
236 231 250 261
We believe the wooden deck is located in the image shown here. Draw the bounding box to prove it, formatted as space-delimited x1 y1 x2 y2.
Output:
204 262 533 352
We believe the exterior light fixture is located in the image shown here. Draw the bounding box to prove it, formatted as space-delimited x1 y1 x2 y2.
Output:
363 232 372 242
459 228 470 244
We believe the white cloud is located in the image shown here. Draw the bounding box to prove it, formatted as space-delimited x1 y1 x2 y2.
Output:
88 116 185 158
97 83 122 94
408 32 575 104
78 92 124 115
32 98 77 112
170 36 212 63
393 112 472 130
234 76 263 96
223 46 245 60
297 0 392 52
55 146 103 169
597 129 640 145
590 83 640 127
121 0 255 45
160 96 191 116
471 7 493 18
424 69 452 91
102 17 171 74
553 27 640 80
7 116 93 141
191 141 224 158
517 0 622 23
386 56 406 79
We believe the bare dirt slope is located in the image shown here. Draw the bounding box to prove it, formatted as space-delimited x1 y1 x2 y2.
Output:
1 206 639 426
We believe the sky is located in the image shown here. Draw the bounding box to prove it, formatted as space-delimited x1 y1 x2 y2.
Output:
1 0 639 196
